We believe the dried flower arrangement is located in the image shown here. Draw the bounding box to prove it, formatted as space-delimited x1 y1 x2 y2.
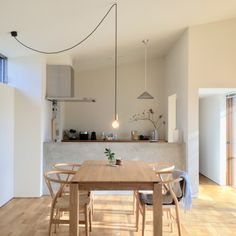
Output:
130 109 165 130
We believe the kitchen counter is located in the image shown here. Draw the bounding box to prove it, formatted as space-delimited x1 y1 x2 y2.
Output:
61 139 167 143
43 141 186 194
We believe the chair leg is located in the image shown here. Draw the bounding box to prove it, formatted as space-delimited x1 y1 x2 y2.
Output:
48 206 54 236
92 200 94 216
54 208 59 233
165 209 173 232
169 208 174 233
85 205 89 236
142 205 146 236
135 194 139 232
175 204 182 236
133 191 136 214
89 208 92 232
91 192 94 215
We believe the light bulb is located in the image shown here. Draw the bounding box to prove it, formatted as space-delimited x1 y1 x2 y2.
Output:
112 119 119 129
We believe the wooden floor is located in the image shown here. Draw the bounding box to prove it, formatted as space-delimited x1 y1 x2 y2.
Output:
1 176 236 236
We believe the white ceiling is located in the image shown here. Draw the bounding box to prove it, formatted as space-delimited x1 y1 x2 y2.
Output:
199 88 236 98
1 0 236 67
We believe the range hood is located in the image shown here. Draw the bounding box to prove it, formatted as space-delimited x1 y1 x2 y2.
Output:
46 64 96 103
46 97 96 102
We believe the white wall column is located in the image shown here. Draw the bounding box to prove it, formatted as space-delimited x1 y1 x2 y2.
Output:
0 84 15 206
8 55 45 197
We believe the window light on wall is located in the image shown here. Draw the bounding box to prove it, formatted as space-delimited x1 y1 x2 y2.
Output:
0 54 7 84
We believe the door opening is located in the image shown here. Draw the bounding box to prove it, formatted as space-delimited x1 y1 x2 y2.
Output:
226 95 236 187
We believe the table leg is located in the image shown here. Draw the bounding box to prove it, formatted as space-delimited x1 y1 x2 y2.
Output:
153 183 162 236
70 183 79 236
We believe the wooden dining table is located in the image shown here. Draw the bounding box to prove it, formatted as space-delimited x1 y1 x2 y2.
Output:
69 160 162 236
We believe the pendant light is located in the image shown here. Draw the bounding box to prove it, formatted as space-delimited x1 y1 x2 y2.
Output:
137 39 154 99
10 4 119 104
10 4 120 127
111 4 119 129
10 4 117 54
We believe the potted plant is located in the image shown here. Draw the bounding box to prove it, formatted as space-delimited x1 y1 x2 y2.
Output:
104 148 116 165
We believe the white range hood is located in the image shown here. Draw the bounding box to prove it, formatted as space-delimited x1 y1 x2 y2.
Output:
46 97 96 102
46 64 96 103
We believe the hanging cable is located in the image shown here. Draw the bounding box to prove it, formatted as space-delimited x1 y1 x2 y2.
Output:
10 3 117 54
114 3 118 120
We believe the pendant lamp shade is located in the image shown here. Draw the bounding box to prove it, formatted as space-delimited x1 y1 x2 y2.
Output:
137 39 154 99
137 91 154 99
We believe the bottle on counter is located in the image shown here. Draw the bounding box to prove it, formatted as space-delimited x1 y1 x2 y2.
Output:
113 133 118 140
101 132 105 140
51 118 59 142
91 131 96 140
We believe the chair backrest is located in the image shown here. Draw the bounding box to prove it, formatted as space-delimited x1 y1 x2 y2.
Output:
54 163 82 172
53 163 82 183
148 162 175 184
159 170 185 205
148 162 175 173
44 170 75 199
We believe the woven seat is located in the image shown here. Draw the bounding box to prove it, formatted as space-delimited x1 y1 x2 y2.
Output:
139 182 183 206
55 194 90 210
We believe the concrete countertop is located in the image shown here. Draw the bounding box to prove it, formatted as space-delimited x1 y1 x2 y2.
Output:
60 139 167 143
43 141 185 194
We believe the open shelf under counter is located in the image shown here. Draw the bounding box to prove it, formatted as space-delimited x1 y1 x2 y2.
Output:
61 139 167 143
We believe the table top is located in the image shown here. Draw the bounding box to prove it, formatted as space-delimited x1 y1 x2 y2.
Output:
72 160 159 184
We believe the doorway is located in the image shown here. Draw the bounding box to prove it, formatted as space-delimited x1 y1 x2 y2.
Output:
226 94 236 187
199 88 236 186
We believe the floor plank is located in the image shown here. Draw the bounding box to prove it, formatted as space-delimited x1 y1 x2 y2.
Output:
0 176 236 235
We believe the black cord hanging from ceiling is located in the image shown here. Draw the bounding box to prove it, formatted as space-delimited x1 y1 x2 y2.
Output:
10 3 117 54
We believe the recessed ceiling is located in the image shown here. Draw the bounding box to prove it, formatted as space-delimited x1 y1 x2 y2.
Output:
1 0 236 66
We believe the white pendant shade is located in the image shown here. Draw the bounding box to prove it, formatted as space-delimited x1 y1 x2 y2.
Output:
137 39 154 99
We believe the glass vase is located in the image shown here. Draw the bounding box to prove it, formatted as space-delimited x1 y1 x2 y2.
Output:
108 158 116 166
151 129 158 141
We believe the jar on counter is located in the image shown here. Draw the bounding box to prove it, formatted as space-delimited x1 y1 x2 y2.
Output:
131 130 139 140
79 131 89 140
91 131 96 140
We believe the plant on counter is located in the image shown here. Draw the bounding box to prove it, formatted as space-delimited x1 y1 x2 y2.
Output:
130 108 165 130
104 148 115 165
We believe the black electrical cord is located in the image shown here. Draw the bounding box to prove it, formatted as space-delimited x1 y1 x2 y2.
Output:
10 3 117 54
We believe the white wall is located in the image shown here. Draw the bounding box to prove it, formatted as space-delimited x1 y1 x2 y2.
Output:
164 18 236 195
187 18 236 193
0 84 15 206
8 55 45 197
199 95 226 185
64 58 165 139
164 30 189 181
165 30 199 194
164 31 188 143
